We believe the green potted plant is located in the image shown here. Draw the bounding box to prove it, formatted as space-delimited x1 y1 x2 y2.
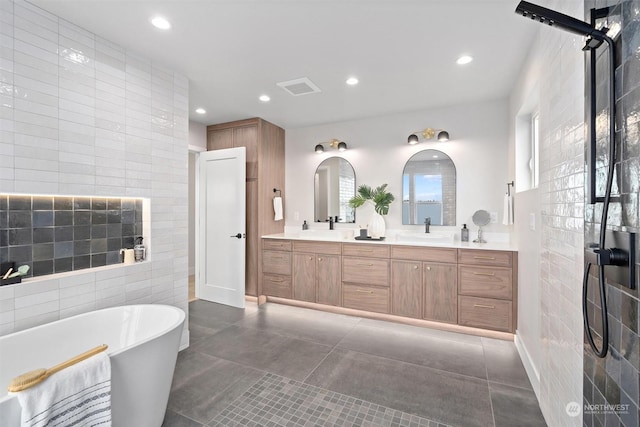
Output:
348 184 395 238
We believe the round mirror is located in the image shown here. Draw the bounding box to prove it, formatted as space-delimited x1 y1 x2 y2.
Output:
314 157 356 223
472 209 491 226
402 149 456 225
472 209 491 243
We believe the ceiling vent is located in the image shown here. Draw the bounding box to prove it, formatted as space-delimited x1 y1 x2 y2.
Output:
276 77 321 96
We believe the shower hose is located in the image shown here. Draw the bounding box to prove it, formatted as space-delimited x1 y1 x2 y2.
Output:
582 35 616 359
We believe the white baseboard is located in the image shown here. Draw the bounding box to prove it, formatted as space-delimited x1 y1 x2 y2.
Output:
179 329 190 351
515 331 540 400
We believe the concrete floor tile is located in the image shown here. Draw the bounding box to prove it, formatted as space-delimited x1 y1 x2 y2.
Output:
305 348 494 427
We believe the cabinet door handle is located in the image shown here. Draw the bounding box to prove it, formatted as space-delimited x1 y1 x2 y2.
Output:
355 289 373 294
271 256 284 260
269 278 285 283
318 257 323 261
357 262 374 266
473 272 495 276
309 256 314 260
474 304 495 309
414 265 419 270
473 256 496 260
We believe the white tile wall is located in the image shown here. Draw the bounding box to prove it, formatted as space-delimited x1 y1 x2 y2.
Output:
0 0 189 346
536 1 585 425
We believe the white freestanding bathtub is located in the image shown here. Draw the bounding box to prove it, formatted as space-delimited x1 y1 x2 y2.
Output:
0 304 185 427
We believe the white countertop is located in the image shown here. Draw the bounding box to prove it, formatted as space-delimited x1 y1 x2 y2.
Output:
262 231 518 252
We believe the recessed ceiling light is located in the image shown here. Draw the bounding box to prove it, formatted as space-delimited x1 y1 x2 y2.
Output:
195 108 206 114
346 77 359 85
151 16 171 30
259 95 271 102
456 55 473 65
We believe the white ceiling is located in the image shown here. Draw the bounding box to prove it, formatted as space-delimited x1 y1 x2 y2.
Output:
29 0 537 129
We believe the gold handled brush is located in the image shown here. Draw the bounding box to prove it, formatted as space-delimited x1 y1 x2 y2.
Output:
7 344 108 392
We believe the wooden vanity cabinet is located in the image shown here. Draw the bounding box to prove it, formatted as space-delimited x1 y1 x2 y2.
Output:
341 243 390 313
390 260 422 318
292 241 342 306
261 238 518 336
208 118 285 297
457 249 517 333
261 239 292 298
390 246 457 322
423 263 458 323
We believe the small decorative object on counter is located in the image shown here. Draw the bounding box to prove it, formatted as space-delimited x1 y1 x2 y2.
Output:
302 220 308 230
1 262 29 286
359 228 368 238
121 248 135 264
134 237 146 262
348 184 395 239
461 224 469 242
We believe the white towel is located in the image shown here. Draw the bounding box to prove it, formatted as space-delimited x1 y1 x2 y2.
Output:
502 193 514 225
273 196 283 221
17 352 112 427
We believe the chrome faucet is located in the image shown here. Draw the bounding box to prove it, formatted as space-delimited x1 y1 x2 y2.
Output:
424 217 431 233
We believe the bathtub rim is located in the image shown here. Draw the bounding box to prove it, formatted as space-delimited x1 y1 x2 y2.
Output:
0 304 186 358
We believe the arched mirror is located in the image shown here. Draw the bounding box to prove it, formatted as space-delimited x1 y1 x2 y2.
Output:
314 157 356 223
402 149 456 225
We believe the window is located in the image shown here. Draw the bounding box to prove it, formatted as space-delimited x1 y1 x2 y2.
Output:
531 113 539 189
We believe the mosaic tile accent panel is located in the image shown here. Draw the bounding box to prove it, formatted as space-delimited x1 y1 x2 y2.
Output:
0 194 144 277
210 373 447 427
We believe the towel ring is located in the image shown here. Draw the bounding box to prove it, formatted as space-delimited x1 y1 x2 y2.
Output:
273 188 282 196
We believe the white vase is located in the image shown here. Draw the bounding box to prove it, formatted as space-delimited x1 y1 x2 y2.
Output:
368 212 386 239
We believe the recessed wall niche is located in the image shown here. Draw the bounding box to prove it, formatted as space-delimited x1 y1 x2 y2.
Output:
0 195 145 278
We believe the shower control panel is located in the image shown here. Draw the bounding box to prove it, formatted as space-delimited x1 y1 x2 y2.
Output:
585 230 636 289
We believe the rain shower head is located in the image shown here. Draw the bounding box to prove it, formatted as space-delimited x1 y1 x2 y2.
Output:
515 1 607 40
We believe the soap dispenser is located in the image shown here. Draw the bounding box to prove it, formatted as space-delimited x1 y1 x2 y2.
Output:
302 220 308 230
461 224 469 242
134 236 146 262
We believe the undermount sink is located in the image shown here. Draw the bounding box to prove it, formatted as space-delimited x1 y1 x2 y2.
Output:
395 233 454 244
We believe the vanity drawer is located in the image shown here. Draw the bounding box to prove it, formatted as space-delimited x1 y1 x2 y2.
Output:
343 257 389 287
293 240 342 255
262 274 292 298
263 239 292 251
391 245 457 263
262 250 291 275
458 249 512 268
343 284 389 313
342 243 390 259
458 266 512 300
458 296 512 332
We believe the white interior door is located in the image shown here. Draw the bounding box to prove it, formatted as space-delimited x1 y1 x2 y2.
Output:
197 147 246 308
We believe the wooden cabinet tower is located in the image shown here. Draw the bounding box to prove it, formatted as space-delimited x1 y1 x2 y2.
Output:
207 118 285 296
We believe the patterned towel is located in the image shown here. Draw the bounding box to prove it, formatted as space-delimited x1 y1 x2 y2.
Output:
17 352 111 427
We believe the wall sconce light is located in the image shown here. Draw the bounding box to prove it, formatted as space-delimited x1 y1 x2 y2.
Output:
315 138 348 153
407 128 450 144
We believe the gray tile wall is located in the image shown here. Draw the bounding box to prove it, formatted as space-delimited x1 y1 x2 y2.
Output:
0 194 143 277
583 1 640 426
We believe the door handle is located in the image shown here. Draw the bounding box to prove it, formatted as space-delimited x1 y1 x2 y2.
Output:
230 233 244 239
